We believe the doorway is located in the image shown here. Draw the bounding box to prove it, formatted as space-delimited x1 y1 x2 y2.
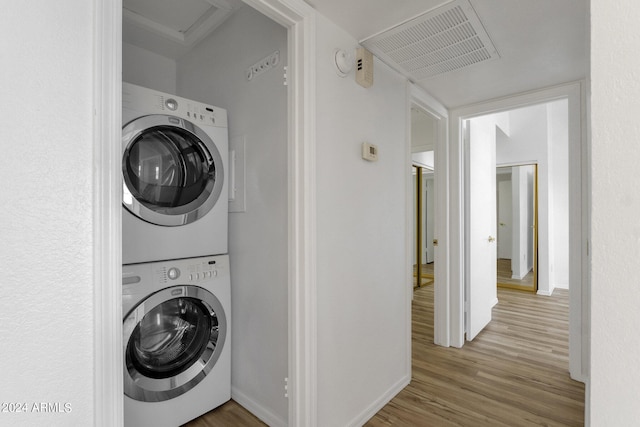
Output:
448 82 586 381
411 105 437 289
408 86 449 347
94 0 317 425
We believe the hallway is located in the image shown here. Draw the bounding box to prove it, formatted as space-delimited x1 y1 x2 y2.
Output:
366 285 584 426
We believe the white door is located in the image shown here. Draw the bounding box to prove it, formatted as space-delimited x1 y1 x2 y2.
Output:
465 116 498 341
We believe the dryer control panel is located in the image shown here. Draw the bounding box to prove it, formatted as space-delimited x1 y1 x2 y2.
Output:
123 82 228 128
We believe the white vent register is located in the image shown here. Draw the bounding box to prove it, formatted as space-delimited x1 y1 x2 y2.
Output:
362 0 499 81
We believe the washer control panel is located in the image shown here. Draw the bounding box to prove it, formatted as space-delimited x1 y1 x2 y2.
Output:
122 255 230 302
149 255 228 286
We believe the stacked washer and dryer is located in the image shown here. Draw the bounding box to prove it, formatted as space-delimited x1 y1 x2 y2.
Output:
121 83 231 427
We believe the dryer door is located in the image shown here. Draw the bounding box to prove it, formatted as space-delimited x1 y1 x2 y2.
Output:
123 285 227 402
122 114 224 226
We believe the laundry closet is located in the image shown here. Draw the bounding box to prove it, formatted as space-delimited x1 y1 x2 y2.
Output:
122 1 289 425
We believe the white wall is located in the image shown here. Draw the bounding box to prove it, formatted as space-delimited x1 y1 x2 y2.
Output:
590 0 640 424
0 2 95 426
412 150 434 168
547 100 570 288
122 42 177 94
495 102 570 295
176 6 289 426
315 14 410 427
411 110 437 153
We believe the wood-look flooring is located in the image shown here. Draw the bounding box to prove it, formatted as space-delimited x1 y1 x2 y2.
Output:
182 399 266 427
366 285 585 426
185 281 584 427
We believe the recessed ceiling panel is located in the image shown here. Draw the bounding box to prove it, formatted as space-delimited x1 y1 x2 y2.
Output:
125 0 215 34
362 0 499 80
123 0 240 59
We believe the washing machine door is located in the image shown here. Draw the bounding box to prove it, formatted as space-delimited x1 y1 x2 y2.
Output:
122 114 224 226
123 285 227 402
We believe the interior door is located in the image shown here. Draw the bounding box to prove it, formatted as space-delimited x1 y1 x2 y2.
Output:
465 117 498 341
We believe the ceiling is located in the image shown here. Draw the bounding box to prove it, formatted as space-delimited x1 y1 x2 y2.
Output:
123 0 588 109
306 0 588 108
123 0 244 59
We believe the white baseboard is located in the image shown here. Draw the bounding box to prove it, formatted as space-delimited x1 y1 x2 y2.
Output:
537 289 553 296
231 386 287 427
347 374 411 427
554 283 569 289
491 297 499 308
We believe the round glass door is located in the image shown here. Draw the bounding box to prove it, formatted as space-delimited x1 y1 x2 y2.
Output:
122 115 224 226
123 286 227 402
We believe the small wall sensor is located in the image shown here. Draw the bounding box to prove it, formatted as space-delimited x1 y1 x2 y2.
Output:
356 47 374 88
333 48 353 77
362 142 378 162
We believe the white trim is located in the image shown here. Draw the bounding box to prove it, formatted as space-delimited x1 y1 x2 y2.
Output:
346 374 411 427
537 289 553 296
241 1 318 425
404 82 413 381
449 81 588 377
573 80 589 383
232 386 287 427
409 83 450 347
93 0 123 426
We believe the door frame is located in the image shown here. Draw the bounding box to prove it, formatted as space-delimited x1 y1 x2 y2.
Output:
408 84 450 346
93 0 318 425
448 81 588 382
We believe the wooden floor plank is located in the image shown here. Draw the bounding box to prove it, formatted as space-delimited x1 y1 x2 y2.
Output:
182 399 266 427
365 286 585 426
186 285 584 426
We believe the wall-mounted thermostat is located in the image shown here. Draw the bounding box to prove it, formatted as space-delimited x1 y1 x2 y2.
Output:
362 142 378 162
356 47 374 88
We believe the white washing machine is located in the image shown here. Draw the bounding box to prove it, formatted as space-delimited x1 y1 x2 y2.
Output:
122 254 231 427
122 83 228 265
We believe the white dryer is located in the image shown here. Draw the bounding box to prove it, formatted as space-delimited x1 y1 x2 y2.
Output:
122 254 231 427
122 83 228 265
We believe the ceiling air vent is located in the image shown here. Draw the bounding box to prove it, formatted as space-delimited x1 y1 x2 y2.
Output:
361 0 499 81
